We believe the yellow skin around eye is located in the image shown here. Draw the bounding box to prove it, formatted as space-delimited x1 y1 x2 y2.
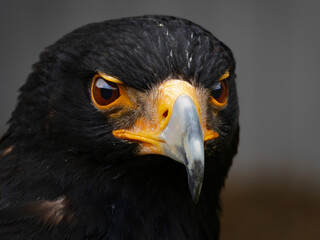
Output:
92 70 230 109
210 70 229 107
219 70 229 81
91 73 133 111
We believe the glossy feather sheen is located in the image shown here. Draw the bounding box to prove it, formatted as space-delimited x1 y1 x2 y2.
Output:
0 16 239 239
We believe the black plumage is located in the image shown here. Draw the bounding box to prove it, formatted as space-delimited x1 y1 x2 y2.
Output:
0 16 239 239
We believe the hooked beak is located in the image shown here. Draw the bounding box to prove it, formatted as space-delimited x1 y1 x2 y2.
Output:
113 80 218 203
161 95 205 203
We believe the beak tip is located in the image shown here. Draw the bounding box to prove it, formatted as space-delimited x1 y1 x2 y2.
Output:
190 183 202 204
186 160 204 204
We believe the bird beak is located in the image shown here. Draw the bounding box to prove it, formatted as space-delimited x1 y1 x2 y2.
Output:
160 94 205 203
113 80 218 203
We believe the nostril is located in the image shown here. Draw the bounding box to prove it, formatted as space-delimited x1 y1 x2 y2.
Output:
162 110 168 119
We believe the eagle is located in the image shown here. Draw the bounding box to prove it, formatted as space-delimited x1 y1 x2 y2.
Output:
0 16 239 239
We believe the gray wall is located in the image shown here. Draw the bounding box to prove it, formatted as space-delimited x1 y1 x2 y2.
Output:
1 0 320 189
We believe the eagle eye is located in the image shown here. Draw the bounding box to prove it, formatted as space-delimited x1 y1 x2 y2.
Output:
210 80 228 106
92 77 120 107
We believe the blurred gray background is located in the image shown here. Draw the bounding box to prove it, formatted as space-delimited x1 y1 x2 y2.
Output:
1 0 320 239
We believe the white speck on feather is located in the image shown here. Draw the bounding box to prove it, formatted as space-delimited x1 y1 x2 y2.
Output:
188 57 193 69
166 30 169 36
191 32 194 38
170 50 173 57
158 23 164 27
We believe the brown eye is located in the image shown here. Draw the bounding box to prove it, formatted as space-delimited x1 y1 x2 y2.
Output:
210 80 228 106
92 77 120 106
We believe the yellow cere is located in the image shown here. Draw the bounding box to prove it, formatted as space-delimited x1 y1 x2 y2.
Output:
112 79 219 156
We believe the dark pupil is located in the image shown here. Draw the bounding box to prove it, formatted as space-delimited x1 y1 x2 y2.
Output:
95 78 117 100
212 83 222 99
101 87 113 100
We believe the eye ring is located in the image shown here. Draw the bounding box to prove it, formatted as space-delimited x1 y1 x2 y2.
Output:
210 80 228 107
91 77 120 107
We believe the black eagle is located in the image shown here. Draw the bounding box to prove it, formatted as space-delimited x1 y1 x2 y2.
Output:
0 16 239 239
